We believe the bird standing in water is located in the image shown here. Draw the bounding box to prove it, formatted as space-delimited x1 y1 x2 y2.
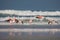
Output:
36 15 45 22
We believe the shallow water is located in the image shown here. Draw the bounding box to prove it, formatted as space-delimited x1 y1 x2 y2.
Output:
0 25 60 40
0 32 60 40
0 25 60 29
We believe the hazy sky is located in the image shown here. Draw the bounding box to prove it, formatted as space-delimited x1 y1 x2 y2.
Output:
0 0 60 11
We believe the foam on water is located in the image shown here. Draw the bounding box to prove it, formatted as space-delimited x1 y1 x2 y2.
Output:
0 10 60 16
0 10 60 23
